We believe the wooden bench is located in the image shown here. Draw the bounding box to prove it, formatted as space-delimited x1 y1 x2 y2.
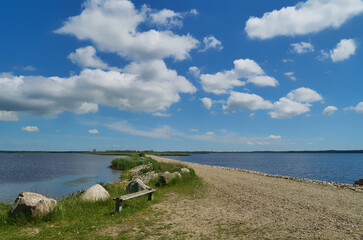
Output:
113 189 155 213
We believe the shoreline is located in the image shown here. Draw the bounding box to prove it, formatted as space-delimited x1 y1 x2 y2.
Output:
148 155 363 192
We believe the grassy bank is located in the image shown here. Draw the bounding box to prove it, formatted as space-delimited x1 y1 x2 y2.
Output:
95 150 191 156
0 156 204 239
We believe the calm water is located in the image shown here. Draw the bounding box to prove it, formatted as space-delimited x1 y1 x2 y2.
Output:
167 153 363 184
0 153 122 203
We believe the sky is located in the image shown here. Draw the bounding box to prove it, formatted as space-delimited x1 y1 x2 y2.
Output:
0 0 363 151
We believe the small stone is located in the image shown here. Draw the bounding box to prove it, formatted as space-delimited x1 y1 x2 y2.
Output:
179 168 190 174
354 179 363 185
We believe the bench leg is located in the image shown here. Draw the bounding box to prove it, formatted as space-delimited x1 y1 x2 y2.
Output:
115 198 123 213
148 192 154 201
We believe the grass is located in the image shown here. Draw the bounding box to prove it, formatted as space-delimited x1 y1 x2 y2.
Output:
0 156 204 239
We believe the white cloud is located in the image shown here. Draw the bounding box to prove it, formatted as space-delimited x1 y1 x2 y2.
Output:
268 134 281 140
286 87 323 103
0 60 196 115
282 58 294 63
106 121 178 139
344 102 363 113
68 46 108 69
150 9 183 28
200 97 213 109
246 75 279 87
21 126 39 133
88 129 99 134
223 92 273 111
55 0 199 61
248 113 255 119
205 131 215 135
245 0 363 39
0 111 19 121
269 97 311 119
188 66 200 78
199 36 223 52
284 72 297 81
152 112 172 117
189 9 199 16
330 39 357 62
23 66 37 71
189 128 198 132
200 59 278 94
317 50 330 61
323 106 338 116
290 42 314 54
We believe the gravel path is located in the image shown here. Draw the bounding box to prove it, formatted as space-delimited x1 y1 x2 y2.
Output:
149 155 363 239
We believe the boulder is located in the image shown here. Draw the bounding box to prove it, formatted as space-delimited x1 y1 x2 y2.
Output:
354 179 363 185
11 192 57 217
126 178 151 193
159 171 182 185
80 184 110 201
179 168 190 174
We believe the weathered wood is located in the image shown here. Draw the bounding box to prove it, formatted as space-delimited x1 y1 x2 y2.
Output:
113 189 155 213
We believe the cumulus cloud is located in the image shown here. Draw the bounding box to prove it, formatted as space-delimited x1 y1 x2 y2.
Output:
152 112 172 117
0 111 19 121
188 66 200 78
284 72 297 81
330 39 357 62
200 97 213 109
323 106 338 116
21 126 39 133
68 46 108 69
55 0 199 61
150 9 183 28
268 87 322 119
189 128 198 132
200 59 278 94
88 129 99 134
245 0 363 39
199 36 223 52
269 97 311 119
223 92 273 111
0 60 196 115
290 42 314 54
286 87 323 103
268 134 281 140
344 102 363 113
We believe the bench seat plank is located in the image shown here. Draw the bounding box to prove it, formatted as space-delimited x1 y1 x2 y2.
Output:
119 189 155 201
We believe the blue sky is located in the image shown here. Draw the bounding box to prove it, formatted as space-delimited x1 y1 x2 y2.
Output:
1 0 363 151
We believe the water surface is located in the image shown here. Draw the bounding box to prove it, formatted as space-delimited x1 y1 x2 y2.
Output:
167 153 363 184
0 153 122 202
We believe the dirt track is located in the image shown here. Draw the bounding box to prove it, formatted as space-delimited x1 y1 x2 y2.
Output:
148 155 363 239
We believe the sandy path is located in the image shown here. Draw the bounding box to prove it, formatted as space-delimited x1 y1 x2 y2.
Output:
148 155 363 239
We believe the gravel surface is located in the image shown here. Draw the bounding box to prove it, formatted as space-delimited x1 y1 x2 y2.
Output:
148 155 363 239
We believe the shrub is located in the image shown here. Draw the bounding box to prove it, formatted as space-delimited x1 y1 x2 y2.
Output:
111 157 148 171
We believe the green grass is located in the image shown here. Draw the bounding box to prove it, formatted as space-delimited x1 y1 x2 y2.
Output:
0 157 204 240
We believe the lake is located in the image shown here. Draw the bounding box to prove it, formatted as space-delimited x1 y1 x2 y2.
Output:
0 153 122 203
167 153 363 185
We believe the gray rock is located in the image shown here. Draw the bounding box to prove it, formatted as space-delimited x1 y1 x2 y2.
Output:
354 179 363 185
126 178 151 193
179 168 190 174
80 184 110 201
159 171 182 185
11 192 57 217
